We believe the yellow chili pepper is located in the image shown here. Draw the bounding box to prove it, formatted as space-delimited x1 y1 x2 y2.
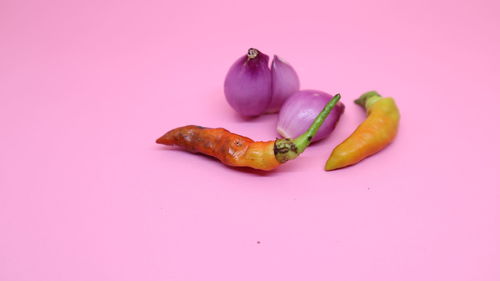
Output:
325 91 400 171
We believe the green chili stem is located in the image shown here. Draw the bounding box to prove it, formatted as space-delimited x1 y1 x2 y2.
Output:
293 93 341 153
355 91 382 110
274 94 341 163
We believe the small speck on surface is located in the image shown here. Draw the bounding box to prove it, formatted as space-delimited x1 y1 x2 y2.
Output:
257 241 261 244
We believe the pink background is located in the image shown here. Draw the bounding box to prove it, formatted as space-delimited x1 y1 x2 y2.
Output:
1 0 499 280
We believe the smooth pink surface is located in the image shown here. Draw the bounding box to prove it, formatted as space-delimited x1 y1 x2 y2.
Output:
1 0 499 280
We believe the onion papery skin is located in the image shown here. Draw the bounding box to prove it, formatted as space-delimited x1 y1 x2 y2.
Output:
267 55 300 113
277 90 345 143
224 48 272 117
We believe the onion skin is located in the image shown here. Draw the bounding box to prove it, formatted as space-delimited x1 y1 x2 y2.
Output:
277 90 345 143
224 48 272 117
267 55 300 113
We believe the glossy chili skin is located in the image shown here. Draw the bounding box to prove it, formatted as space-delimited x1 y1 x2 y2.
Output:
157 94 342 171
325 91 400 170
156 125 281 171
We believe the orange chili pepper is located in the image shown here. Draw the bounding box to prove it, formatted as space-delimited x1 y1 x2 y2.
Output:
157 94 341 171
325 91 400 170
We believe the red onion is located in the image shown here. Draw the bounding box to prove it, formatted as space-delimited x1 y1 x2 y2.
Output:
277 90 345 143
267 55 300 113
224 48 272 116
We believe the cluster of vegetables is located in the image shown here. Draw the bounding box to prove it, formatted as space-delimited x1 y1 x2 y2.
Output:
157 48 400 172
